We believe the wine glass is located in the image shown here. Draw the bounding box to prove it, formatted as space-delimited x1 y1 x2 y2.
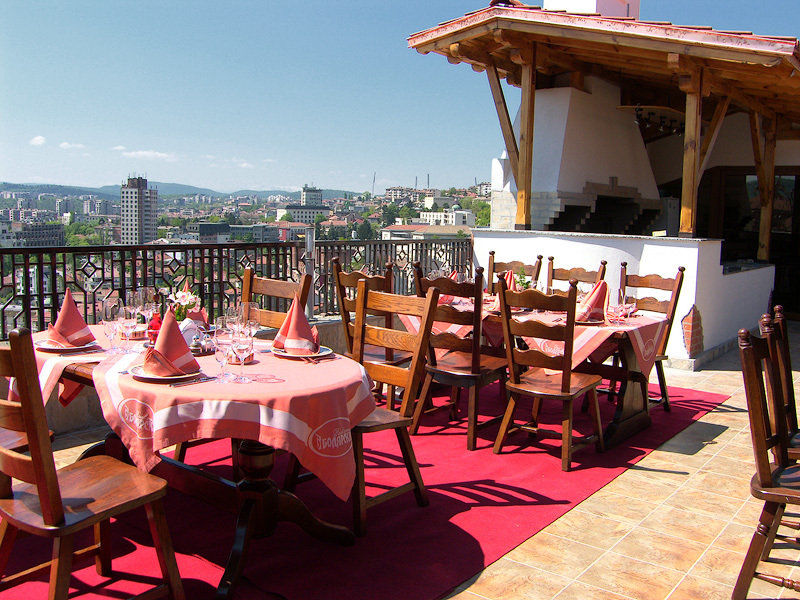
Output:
231 332 253 384
225 304 242 334
101 298 122 353
120 305 139 352
213 322 235 383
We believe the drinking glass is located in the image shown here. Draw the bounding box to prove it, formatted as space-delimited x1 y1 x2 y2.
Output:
225 305 242 334
231 332 253 384
213 323 235 383
101 298 122 353
120 305 139 352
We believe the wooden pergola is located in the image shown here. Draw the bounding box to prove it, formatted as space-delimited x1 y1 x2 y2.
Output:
408 2 800 258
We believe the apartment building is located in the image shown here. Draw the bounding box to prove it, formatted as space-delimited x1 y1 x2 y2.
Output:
120 177 158 244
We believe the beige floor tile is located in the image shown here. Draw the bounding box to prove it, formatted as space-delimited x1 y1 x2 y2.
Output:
666 575 732 600
735 499 769 527
701 454 755 479
578 551 684 600
611 527 706 572
681 469 752 500
542 509 633 550
507 532 604 578
645 447 715 470
601 472 678 503
713 522 759 555
689 547 743 588
625 458 697 486
663 487 747 521
443 589 490 600
553 581 633 600
574 490 658 525
467 558 570 600
716 441 757 463
639 505 729 545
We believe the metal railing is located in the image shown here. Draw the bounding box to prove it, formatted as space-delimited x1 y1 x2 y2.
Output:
0 236 473 339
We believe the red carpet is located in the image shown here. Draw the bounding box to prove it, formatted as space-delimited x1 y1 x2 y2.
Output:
6 383 728 599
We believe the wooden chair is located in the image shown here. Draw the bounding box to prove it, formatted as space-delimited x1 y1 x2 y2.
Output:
492 279 605 470
769 306 799 456
0 328 184 600
733 325 800 599
487 251 543 295
349 279 439 535
613 263 685 410
331 258 410 409
410 262 508 450
174 268 312 465
240 267 313 328
545 257 606 295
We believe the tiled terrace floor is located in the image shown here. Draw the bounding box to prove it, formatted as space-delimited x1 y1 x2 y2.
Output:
51 325 800 600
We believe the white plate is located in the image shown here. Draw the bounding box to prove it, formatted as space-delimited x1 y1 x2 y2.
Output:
254 340 273 353
34 340 101 353
271 346 333 360
576 319 605 326
128 364 201 383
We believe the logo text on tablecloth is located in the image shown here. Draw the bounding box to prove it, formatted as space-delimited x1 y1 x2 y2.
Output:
309 417 352 458
119 398 155 439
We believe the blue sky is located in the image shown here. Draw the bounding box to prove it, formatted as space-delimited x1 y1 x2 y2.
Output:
2 1 799 194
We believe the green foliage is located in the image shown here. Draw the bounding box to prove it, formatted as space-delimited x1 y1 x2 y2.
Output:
398 205 419 220
282 212 294 221
356 221 376 240
473 200 490 227
516 268 531 290
314 213 328 224
381 204 399 227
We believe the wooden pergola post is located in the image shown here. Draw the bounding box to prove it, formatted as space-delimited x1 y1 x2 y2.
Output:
679 67 703 237
486 62 519 185
750 112 777 260
515 43 536 230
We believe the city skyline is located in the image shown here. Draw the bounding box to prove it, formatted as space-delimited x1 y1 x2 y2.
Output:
2 0 800 194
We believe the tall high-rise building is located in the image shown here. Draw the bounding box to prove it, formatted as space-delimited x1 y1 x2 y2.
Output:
120 177 158 244
300 184 322 206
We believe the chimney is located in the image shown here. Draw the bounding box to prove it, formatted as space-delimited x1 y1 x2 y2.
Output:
541 0 640 18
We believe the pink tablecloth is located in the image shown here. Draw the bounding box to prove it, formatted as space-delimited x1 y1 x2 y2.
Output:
401 300 668 380
12 326 113 406
93 349 375 501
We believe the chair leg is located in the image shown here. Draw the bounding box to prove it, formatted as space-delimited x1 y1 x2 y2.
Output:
231 438 242 480
561 399 574 472
351 429 367 537
387 385 396 411
493 390 517 454
608 354 620 403
531 397 542 429
733 501 782 599
145 500 186 600
49 534 74 600
173 442 187 462
395 426 428 507
761 503 786 560
466 386 478 451
655 360 670 411
588 388 605 453
0 519 18 578
409 372 434 434
93 520 112 576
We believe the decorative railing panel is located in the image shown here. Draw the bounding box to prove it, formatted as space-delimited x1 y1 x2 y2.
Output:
0 237 472 339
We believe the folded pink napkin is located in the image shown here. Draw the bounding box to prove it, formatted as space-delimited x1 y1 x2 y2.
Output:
143 308 200 376
186 306 209 328
503 270 519 292
576 281 609 322
47 288 96 347
273 295 320 355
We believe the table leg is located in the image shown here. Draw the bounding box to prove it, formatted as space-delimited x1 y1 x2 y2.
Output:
215 440 355 599
602 341 652 447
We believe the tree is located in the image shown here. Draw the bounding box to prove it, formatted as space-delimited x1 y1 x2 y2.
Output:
473 200 491 227
282 212 294 222
356 221 376 240
382 203 399 227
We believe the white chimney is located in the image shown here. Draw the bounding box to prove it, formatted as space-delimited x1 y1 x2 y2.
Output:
542 0 640 18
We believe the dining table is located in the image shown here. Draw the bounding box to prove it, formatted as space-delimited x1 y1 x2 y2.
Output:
37 325 376 599
400 297 669 448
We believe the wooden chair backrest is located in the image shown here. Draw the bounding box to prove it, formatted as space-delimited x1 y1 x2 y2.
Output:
0 328 63 526
499 278 578 394
412 262 488 374
332 257 394 354
767 306 798 435
487 251 543 295
739 324 790 489
620 263 685 355
352 281 439 414
241 267 312 329
546 257 606 294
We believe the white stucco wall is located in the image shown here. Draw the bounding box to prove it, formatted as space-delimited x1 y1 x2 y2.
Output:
472 229 774 363
559 80 659 199
542 0 639 18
